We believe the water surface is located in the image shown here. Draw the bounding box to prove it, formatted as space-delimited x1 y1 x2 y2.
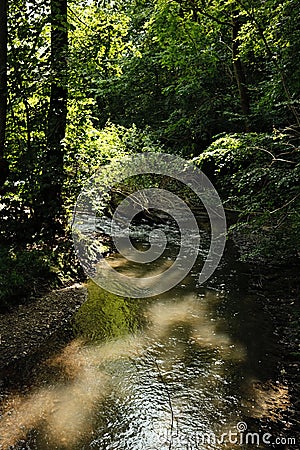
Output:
0 222 281 449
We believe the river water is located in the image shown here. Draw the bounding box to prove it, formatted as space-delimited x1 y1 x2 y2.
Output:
0 221 285 449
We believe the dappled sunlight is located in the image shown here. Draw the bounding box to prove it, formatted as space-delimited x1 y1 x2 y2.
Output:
103 252 173 279
0 336 146 449
146 293 246 362
46 369 109 447
0 389 54 449
1 282 275 450
243 380 291 422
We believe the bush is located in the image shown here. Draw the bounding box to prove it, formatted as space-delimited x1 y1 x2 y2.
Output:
0 247 55 310
194 131 300 263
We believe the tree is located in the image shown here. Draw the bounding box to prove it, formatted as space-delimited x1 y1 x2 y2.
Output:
232 10 250 129
39 0 68 233
0 0 9 187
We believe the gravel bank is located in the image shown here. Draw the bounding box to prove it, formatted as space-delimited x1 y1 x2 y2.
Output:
0 284 87 370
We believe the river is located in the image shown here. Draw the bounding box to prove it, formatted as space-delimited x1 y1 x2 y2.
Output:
0 220 290 449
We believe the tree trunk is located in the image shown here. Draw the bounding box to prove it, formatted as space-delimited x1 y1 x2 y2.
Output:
232 14 251 131
40 0 68 233
0 0 9 187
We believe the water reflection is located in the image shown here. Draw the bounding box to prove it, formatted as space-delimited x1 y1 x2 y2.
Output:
0 234 286 450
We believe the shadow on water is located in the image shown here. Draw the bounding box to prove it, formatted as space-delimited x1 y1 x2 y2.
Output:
0 224 289 450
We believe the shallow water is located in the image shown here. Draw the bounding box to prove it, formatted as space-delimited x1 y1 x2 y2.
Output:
0 222 285 450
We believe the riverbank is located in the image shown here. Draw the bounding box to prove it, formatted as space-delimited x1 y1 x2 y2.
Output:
0 284 87 374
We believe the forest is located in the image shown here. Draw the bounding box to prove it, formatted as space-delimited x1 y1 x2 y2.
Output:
0 0 299 448
0 0 299 304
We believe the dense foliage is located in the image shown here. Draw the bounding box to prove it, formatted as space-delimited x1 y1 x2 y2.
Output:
0 0 299 307
195 131 300 261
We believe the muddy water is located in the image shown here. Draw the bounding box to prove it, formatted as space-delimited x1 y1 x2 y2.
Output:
0 224 287 450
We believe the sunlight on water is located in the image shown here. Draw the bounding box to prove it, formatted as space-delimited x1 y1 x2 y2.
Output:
0 345 122 447
147 293 246 361
0 237 281 450
0 335 146 449
0 289 252 450
0 390 53 449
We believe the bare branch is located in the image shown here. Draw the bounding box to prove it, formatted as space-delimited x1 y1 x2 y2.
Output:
269 193 300 215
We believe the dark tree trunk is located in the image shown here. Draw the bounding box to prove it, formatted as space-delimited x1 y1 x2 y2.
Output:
0 0 9 187
232 14 251 131
40 0 68 233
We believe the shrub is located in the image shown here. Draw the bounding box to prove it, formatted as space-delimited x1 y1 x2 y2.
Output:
0 247 55 310
194 131 300 263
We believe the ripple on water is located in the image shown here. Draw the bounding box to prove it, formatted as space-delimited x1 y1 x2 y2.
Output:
0 231 278 450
